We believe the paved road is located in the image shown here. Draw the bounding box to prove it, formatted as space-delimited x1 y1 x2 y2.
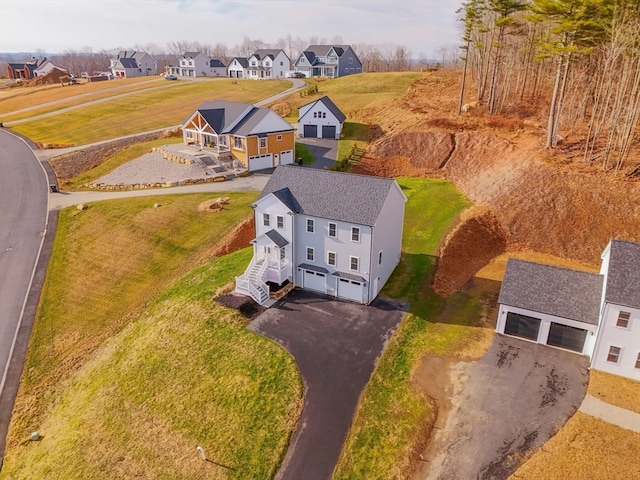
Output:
0 128 49 460
249 290 406 480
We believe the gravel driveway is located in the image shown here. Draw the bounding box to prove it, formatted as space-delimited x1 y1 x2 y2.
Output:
416 335 589 480
248 290 406 480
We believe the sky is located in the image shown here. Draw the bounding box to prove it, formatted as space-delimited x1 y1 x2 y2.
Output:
0 0 461 58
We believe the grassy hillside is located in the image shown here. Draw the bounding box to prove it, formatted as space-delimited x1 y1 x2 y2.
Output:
7 79 290 146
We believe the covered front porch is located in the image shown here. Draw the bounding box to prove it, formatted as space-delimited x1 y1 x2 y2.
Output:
183 129 232 160
251 230 291 285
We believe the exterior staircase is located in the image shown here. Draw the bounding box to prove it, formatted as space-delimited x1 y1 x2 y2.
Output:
235 258 270 305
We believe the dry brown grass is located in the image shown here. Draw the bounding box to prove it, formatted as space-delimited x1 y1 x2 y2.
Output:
475 251 600 282
510 412 640 479
588 370 640 414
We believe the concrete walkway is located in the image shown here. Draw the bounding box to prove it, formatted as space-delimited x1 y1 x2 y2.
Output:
49 175 270 210
579 394 640 433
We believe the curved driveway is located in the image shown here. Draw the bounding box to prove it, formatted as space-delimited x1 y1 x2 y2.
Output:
0 128 50 459
249 290 406 480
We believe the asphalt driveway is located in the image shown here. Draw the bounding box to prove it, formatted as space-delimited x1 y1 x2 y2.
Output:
297 137 338 169
248 289 406 480
418 335 590 480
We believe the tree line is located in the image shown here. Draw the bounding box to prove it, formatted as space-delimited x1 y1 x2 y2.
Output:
458 0 640 174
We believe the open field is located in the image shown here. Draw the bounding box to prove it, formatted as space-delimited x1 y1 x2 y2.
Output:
510 413 640 480
0 77 169 119
7 79 290 146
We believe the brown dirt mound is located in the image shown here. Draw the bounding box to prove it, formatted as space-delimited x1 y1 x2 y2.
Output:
371 131 454 172
434 207 508 296
29 68 69 86
210 215 255 258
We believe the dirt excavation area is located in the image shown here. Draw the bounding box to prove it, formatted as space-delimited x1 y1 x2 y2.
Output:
351 71 640 267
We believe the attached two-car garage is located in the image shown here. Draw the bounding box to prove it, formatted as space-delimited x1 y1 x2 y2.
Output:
299 266 367 303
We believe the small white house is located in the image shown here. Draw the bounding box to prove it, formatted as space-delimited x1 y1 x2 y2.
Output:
33 58 67 77
228 57 249 78
235 166 407 305
298 96 346 139
496 239 640 381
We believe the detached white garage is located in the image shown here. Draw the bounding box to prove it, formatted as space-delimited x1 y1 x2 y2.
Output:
298 96 346 139
496 259 601 355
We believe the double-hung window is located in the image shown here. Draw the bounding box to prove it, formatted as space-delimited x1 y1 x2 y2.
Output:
327 251 336 266
351 226 360 242
616 311 630 328
259 138 267 149
306 247 314 262
307 219 315 233
350 256 359 271
263 213 270 227
328 222 337 238
607 346 621 363
277 216 284 229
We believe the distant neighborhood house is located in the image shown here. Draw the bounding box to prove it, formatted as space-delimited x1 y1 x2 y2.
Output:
164 52 226 77
298 96 346 139
110 51 157 78
235 166 406 306
496 239 640 381
227 49 290 79
6 57 67 80
294 45 362 78
182 100 295 172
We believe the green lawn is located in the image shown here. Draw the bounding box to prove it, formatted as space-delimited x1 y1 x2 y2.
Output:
10 79 291 146
334 178 497 479
3 175 489 479
2 192 304 479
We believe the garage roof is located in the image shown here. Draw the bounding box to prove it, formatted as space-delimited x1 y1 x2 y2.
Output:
604 239 640 309
498 259 603 325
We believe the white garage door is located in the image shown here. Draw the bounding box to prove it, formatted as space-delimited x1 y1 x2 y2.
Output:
337 278 364 303
249 154 273 171
280 150 294 165
304 270 326 293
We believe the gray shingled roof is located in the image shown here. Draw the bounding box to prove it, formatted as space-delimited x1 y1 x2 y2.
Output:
265 229 289 248
604 239 640 309
253 49 284 60
259 165 399 226
193 100 251 134
182 51 200 58
230 57 249 68
305 45 350 58
119 58 138 68
298 263 329 274
333 271 366 282
300 96 346 123
498 259 603 325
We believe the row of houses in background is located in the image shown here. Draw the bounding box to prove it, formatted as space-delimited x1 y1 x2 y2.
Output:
7 45 363 81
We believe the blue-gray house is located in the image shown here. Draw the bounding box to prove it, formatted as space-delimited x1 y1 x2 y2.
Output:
294 45 362 78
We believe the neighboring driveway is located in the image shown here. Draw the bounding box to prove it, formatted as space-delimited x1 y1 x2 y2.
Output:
297 137 338 170
248 289 406 480
418 335 589 480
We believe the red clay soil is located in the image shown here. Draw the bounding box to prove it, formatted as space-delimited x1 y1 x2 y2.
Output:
350 72 640 266
434 207 508 296
210 215 255 258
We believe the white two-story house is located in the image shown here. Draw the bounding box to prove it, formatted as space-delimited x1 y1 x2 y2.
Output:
229 49 289 79
496 239 640 381
235 166 407 305
166 52 226 77
110 51 157 78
